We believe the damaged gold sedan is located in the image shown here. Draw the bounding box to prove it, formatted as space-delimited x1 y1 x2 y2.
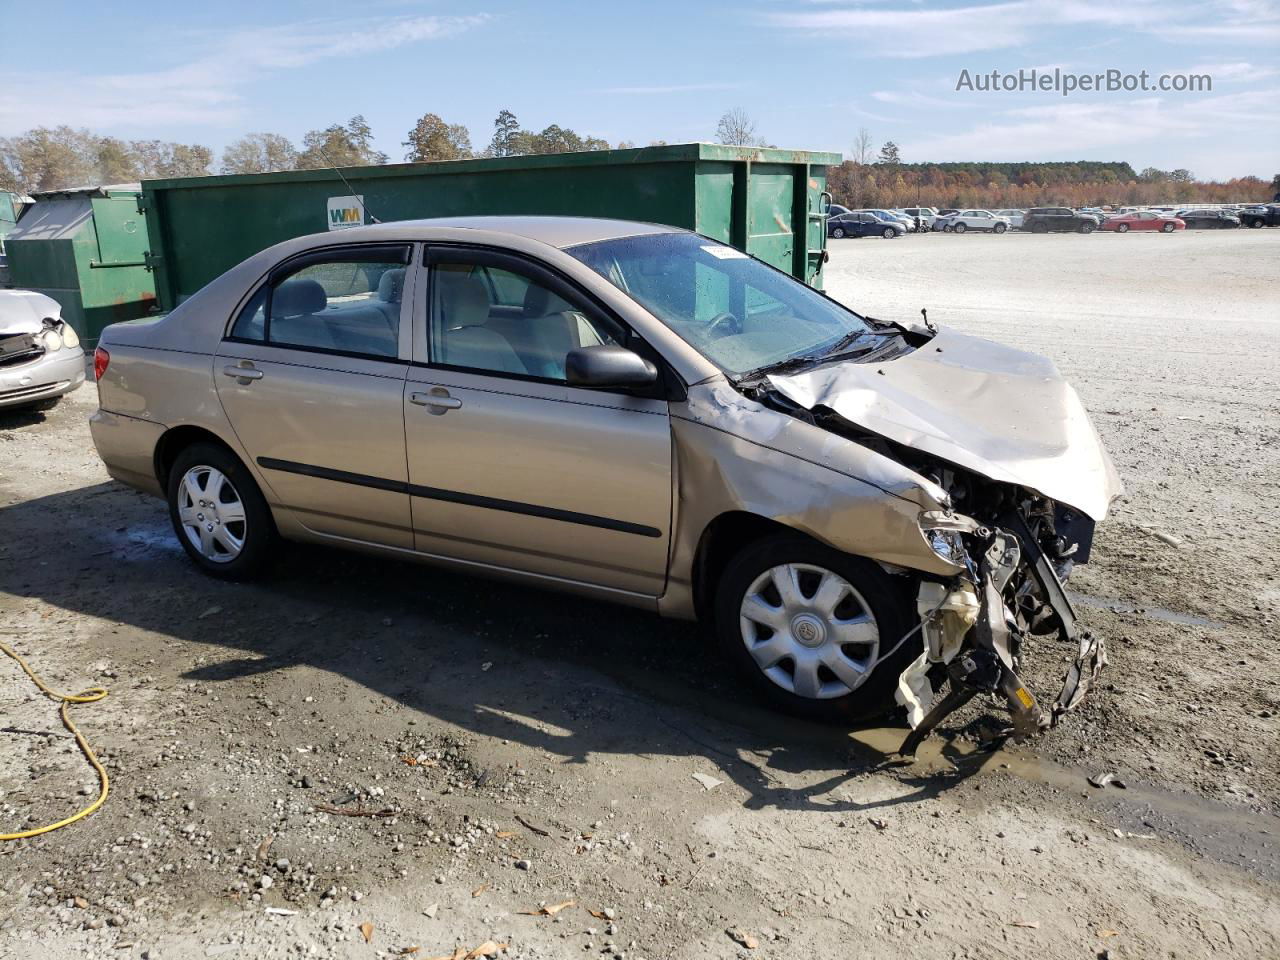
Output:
90 218 1120 749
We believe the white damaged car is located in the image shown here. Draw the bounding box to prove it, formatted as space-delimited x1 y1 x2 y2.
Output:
0 290 86 409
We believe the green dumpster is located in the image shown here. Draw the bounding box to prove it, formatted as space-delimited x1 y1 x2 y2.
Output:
5 184 157 343
141 143 840 311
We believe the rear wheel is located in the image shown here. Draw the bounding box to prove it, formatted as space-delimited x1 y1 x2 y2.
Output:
993 222 1007 234
831 227 845 239
883 226 897 239
1247 218 1263 228
167 442 276 580
1031 221 1048 234
715 534 915 723
1079 221 1096 234
1162 221 1176 233
1116 223 1130 233
954 222 967 234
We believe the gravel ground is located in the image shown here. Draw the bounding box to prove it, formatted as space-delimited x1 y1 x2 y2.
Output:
1 228 1278 960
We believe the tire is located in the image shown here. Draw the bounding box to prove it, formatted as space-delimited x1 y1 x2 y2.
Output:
994 222 1007 234
1162 221 1176 233
1079 221 1096 234
954 222 967 234
831 227 845 239
1031 221 1048 234
1247 218 1263 228
714 533 916 723
1116 223 1130 233
941 224 952 232
167 441 277 580
883 226 896 239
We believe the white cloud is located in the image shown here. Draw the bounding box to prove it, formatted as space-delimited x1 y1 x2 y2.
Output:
601 83 741 95
0 14 488 133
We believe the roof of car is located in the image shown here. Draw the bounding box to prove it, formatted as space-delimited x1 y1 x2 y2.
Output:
296 216 684 249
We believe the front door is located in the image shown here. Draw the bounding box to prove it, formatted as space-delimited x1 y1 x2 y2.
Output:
404 247 673 597
215 243 416 547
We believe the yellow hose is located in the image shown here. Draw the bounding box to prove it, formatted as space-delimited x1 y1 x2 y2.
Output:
0 640 109 841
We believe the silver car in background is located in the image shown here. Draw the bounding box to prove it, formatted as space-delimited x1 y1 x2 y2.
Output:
89 217 1119 745
0 290 85 409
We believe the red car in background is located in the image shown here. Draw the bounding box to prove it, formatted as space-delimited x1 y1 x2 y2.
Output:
1101 211 1185 233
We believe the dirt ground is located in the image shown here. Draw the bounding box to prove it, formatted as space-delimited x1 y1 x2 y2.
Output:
2 228 1278 960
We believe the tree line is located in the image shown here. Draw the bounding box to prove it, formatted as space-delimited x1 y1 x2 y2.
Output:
1 110 1272 205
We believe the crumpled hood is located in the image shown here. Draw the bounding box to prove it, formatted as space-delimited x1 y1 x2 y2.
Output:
766 327 1123 521
0 290 62 335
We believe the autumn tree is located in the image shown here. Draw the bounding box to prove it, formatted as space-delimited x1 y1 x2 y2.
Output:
297 116 388 169
404 113 472 162
221 133 298 174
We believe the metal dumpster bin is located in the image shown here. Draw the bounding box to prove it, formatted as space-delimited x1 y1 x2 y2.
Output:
141 143 840 310
5 184 156 342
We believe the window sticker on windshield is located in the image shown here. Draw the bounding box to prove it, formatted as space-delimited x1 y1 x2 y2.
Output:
702 245 748 260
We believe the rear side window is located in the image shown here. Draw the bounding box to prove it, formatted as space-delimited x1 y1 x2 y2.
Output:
230 245 410 358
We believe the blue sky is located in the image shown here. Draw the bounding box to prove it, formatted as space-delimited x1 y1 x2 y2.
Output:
3 0 1277 180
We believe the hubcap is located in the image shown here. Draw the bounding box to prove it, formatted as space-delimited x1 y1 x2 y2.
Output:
739 563 880 700
177 465 246 563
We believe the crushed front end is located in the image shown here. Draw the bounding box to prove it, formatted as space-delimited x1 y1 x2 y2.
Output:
898 476 1106 755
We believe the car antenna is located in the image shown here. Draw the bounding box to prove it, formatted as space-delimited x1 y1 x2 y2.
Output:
921 307 937 334
316 145 382 225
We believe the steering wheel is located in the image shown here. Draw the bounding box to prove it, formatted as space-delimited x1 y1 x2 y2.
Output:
706 311 742 338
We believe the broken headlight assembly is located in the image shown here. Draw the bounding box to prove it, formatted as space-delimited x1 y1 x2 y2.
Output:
40 319 79 352
899 505 1107 757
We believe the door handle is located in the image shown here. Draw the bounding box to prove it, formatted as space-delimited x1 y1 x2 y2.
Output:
223 364 263 381
410 391 462 412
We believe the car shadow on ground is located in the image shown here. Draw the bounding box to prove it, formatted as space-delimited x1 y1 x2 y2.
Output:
0 480 995 814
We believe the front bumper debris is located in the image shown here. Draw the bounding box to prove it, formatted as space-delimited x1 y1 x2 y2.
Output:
896 511 1106 757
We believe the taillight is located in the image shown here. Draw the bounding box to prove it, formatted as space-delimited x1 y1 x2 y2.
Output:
93 346 110 381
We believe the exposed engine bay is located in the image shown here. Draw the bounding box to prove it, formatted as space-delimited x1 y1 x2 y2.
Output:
739 322 1119 753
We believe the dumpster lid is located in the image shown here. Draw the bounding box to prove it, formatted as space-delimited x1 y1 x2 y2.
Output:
30 182 141 200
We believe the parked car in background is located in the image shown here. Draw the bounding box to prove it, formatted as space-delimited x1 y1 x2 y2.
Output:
1238 204 1280 228
935 210 1010 233
0 289 86 409
827 203 852 218
828 212 904 239
1176 209 1241 229
901 207 939 230
994 209 1026 229
1022 208 1100 234
88 215 1118 727
1099 211 1185 233
861 209 915 232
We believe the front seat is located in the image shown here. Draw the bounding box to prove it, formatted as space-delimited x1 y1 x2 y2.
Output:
437 273 526 375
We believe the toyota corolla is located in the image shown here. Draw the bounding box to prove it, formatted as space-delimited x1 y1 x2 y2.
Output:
89 217 1121 748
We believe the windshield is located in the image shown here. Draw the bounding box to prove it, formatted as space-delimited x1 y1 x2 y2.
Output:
564 232 872 377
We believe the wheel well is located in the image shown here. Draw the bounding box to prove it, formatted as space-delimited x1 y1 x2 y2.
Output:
153 426 238 492
691 512 796 622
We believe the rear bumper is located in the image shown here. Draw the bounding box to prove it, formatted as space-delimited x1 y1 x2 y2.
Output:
0 349 86 408
89 408 167 497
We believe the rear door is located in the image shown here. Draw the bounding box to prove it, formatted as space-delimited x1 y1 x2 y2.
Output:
215 243 416 547
403 245 673 597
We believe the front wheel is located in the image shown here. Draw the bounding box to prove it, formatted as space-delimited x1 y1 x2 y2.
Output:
831 227 845 239
953 222 967 234
167 442 277 580
715 535 915 723
1031 222 1048 234
1247 218 1263 228
883 226 897 239
994 222 1007 234
1162 221 1176 233
1116 223 1130 233
1080 221 1096 234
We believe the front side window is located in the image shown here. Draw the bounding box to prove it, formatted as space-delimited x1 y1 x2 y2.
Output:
431 260 621 380
566 232 874 377
231 247 408 358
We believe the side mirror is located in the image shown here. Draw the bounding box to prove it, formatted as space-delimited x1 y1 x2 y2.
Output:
565 345 658 389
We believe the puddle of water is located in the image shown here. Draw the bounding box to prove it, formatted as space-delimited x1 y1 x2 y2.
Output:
98 524 183 558
1070 590 1223 628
